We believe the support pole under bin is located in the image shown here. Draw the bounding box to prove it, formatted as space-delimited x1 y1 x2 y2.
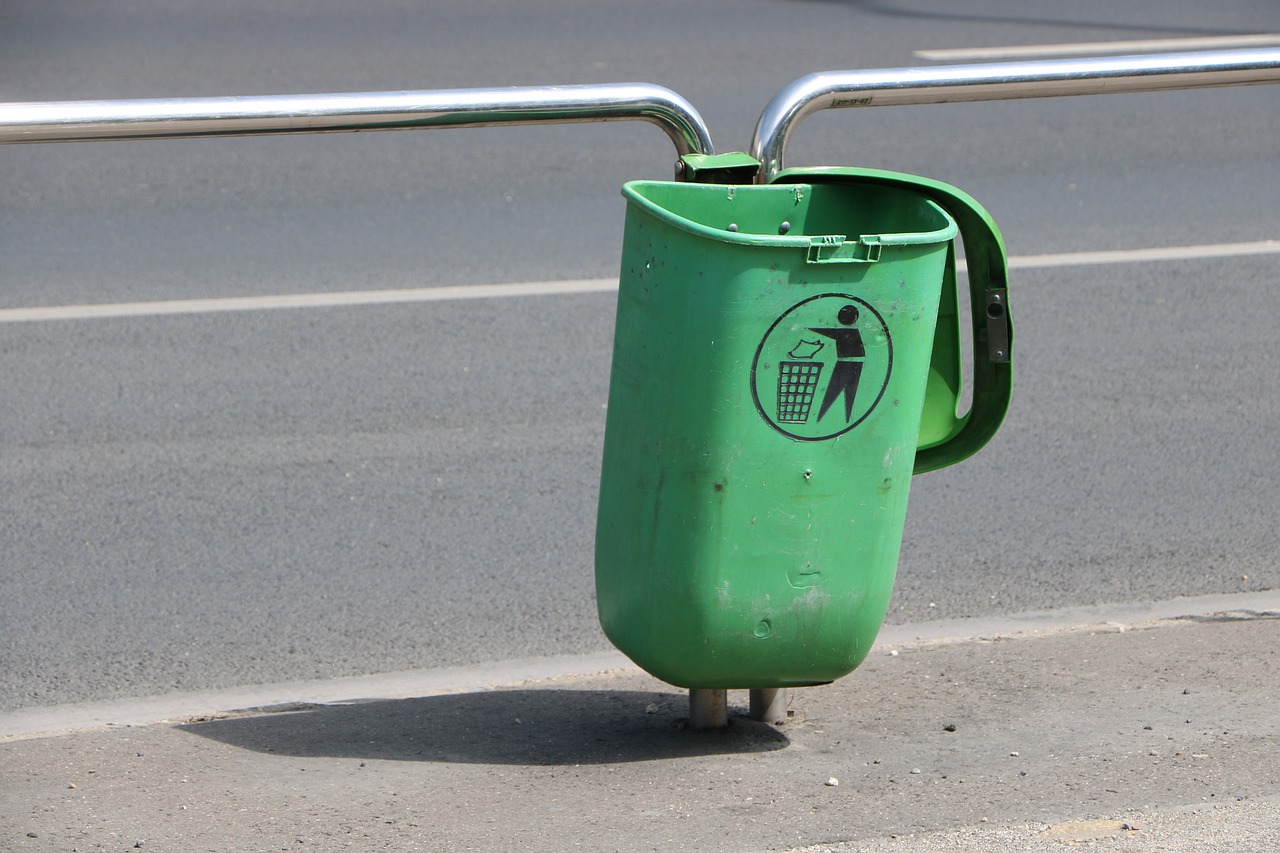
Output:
688 688 728 729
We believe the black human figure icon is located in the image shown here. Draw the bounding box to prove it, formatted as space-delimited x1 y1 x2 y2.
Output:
810 304 865 423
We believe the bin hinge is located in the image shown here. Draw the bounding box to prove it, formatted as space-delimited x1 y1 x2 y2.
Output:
807 235 881 264
985 290 1010 362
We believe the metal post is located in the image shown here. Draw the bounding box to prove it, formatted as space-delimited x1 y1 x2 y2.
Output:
749 688 788 723
0 82 714 159
688 688 728 729
751 47 1280 181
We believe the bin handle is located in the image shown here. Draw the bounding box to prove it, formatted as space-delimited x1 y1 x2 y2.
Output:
806 234 882 264
770 167 1012 474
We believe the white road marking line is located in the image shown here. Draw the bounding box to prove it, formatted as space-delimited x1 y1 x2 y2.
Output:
0 277 618 323
1 240 1276 324
1006 238 1280 270
915 34 1280 62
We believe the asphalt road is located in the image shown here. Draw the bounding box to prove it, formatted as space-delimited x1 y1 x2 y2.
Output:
2 0 1278 711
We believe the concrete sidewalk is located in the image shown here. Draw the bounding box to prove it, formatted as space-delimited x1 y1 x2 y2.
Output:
3 599 1278 852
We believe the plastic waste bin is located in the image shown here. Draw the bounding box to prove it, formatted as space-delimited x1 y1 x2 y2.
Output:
595 168 1011 689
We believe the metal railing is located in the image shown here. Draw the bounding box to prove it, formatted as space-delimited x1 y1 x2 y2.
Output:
0 82 714 161
752 47 1280 181
4 48 1277 180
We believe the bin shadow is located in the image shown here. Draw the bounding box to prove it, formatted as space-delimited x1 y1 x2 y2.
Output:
179 689 788 765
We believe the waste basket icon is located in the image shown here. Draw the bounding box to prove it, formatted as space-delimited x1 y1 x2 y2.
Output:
595 167 1011 690
775 358 822 424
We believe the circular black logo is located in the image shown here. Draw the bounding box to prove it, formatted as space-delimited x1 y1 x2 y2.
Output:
750 293 892 441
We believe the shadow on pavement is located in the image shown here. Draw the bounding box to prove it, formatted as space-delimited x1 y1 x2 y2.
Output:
178 688 789 765
797 0 1243 37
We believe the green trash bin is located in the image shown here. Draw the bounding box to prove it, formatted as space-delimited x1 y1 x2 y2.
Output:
595 168 1011 690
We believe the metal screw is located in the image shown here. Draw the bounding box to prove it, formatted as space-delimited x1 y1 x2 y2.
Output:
778 221 791 234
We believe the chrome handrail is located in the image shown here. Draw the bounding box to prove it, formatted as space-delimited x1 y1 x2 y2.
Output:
752 47 1280 181
0 82 714 158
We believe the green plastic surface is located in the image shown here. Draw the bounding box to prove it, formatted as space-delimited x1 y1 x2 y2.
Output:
596 179 960 688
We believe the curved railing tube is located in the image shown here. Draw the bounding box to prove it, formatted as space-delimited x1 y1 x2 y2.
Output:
0 82 714 158
752 47 1280 181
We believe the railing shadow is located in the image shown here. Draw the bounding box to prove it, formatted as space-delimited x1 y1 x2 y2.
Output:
798 0 1251 37
179 688 789 765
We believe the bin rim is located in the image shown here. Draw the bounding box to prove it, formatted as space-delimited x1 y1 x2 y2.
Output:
620 179 957 250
